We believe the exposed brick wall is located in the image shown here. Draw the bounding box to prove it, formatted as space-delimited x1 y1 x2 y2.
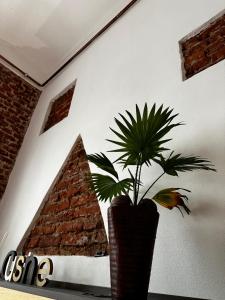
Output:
0 63 41 200
43 85 75 132
180 11 225 79
21 135 108 256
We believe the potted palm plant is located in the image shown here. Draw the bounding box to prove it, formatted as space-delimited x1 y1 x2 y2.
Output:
87 103 215 300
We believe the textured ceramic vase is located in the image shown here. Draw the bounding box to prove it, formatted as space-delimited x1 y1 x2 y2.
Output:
108 195 159 300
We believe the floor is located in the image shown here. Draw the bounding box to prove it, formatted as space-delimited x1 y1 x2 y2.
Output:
0 287 53 300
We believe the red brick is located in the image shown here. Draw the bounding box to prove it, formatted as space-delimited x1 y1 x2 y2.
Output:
210 46 225 62
56 221 83 233
61 232 89 246
43 86 75 132
42 200 70 214
67 186 81 197
71 193 95 207
83 218 100 231
96 229 108 244
39 235 61 247
181 12 225 79
191 57 211 72
0 63 41 199
41 247 60 256
40 225 56 235
85 204 101 216
21 136 108 256
27 237 40 248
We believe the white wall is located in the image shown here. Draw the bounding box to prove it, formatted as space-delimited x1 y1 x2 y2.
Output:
0 0 225 299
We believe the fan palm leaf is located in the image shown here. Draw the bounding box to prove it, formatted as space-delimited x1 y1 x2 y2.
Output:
87 153 118 179
90 173 133 202
107 103 182 167
154 151 216 176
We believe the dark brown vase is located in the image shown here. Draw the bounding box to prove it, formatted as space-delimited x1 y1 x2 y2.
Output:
108 195 159 300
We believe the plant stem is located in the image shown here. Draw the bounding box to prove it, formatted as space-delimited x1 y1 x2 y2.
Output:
136 163 142 204
140 172 165 200
133 155 141 206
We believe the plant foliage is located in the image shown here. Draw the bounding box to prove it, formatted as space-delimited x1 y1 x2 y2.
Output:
152 188 191 216
87 153 119 179
154 151 216 176
87 103 216 215
107 103 182 167
90 173 133 202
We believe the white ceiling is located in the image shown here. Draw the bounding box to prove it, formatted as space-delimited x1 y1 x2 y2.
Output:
0 0 132 85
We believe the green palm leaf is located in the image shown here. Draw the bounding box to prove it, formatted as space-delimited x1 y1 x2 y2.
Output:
87 153 118 179
155 152 216 176
107 103 182 167
90 174 133 202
